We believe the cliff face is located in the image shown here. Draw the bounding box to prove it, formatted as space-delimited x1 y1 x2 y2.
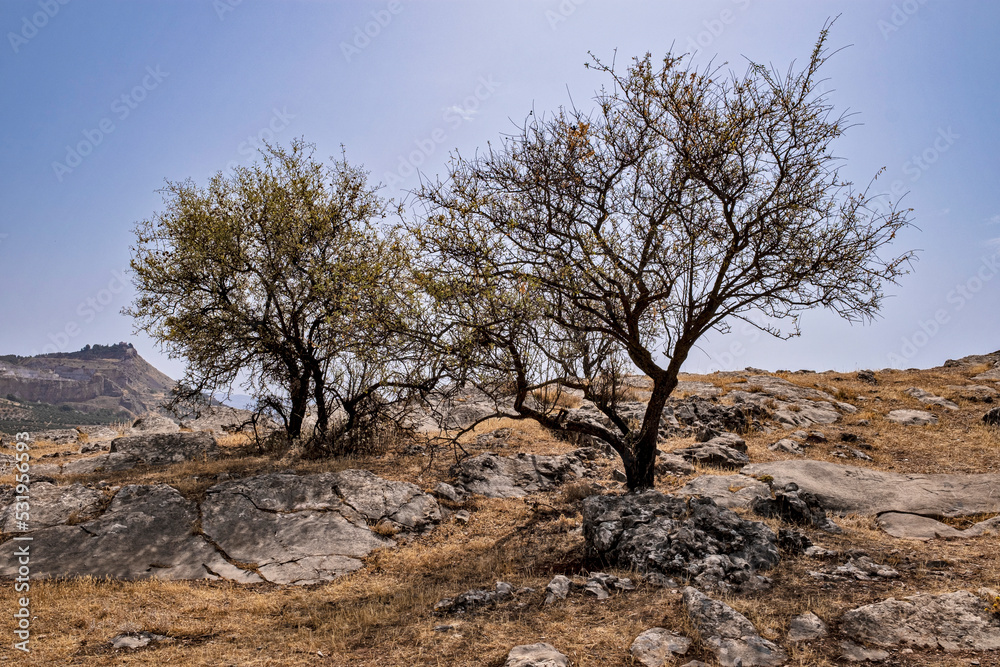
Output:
0 343 175 416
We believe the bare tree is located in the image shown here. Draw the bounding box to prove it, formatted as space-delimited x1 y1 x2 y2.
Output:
412 28 913 489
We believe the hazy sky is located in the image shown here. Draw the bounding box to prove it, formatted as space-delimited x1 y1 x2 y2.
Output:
1 0 998 383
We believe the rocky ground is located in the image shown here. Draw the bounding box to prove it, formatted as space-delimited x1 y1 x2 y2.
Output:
0 353 999 665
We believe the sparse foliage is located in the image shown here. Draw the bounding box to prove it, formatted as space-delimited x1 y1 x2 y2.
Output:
413 27 913 489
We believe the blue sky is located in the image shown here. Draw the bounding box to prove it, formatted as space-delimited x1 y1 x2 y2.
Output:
1 0 998 383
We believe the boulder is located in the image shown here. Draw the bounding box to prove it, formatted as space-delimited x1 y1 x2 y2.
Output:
544 575 571 604
768 438 805 455
0 482 102 532
741 460 1000 517
840 591 1000 651
630 627 692 666
750 486 841 533
876 511 1000 540
655 452 696 477
672 436 749 470
857 370 877 385
435 581 514 614
504 643 570 667
452 452 586 498
201 471 439 585
675 475 771 510
110 432 220 466
682 587 787 666
903 387 959 410
583 492 779 593
130 412 180 434
662 396 769 436
886 409 938 425
0 484 259 582
972 361 1000 381
788 612 827 642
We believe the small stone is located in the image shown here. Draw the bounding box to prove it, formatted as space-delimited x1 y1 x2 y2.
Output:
435 482 463 502
788 612 827 642
630 627 692 666
504 642 570 667
454 510 471 524
839 641 889 662
544 575 571 604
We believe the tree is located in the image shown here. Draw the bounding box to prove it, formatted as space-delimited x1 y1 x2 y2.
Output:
412 28 913 490
127 139 429 454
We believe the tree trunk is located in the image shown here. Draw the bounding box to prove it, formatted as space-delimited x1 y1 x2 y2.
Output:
623 440 656 491
286 371 311 439
624 372 679 491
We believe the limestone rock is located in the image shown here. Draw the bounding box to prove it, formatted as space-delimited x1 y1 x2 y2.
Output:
452 452 586 498
332 468 441 532
0 482 102 532
544 575 571 604
751 486 841 533
972 361 1000 381
675 475 771 510
0 484 259 582
886 409 938 425
111 432 219 466
839 641 889 662
504 643 570 667
435 581 514 614
904 387 959 410
655 452 696 477
30 428 79 445
630 627 692 666
110 632 170 649
810 556 899 582
788 612 827 642
874 512 998 540
200 471 438 585
583 492 779 593
840 590 1000 651
741 460 1000 517
682 587 788 666
673 436 749 470
768 438 805 455
130 412 180 434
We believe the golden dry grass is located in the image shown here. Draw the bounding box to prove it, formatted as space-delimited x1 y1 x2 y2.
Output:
2 363 1000 665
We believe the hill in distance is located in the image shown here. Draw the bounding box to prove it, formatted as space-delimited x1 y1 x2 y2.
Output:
0 342 176 433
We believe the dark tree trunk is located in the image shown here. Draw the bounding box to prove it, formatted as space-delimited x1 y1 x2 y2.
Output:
624 370 680 491
286 370 311 439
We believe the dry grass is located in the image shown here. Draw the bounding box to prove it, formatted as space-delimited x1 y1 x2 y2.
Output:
2 363 1000 665
530 386 583 410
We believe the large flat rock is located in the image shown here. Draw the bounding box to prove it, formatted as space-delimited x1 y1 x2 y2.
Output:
741 460 1000 517
201 471 440 585
840 591 1000 651
0 484 259 582
0 470 441 585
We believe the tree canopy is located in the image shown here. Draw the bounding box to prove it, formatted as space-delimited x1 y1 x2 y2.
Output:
412 28 913 489
127 139 430 454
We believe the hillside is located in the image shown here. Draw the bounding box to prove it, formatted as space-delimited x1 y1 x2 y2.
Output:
1 351 999 665
0 343 175 432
